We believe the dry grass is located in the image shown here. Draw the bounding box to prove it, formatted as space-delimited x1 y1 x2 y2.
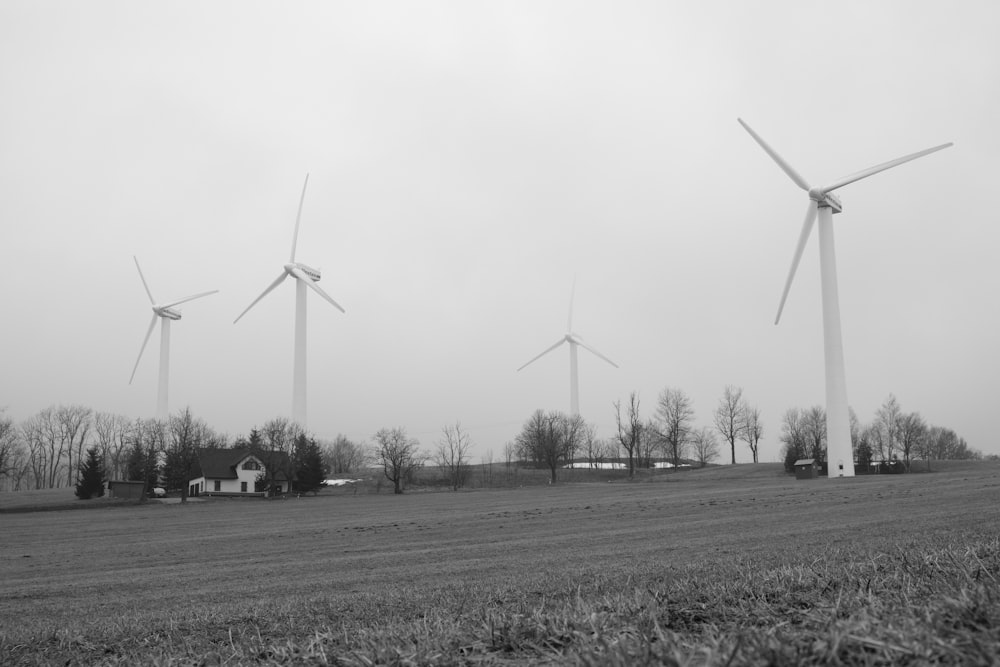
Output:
2 461 998 665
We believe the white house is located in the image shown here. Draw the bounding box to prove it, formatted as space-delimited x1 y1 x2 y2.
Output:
187 447 294 497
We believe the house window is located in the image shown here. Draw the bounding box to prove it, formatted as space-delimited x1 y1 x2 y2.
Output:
242 459 261 471
241 482 247 493
214 480 221 492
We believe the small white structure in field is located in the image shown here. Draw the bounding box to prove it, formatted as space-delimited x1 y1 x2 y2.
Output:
562 462 626 469
324 479 362 486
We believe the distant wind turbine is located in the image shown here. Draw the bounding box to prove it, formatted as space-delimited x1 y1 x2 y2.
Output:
234 174 345 428
129 256 218 421
518 281 618 416
738 118 952 478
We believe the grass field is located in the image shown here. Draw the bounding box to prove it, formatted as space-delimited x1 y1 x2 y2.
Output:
2 461 998 665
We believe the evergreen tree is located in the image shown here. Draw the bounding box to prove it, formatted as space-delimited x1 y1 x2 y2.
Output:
125 439 160 491
75 447 105 499
294 434 327 495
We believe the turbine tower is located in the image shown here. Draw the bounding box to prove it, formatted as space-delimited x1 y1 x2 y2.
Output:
738 118 952 478
517 281 618 416
234 174 345 428
129 257 218 421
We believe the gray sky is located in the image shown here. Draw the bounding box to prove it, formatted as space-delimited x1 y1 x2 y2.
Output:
2 1 997 462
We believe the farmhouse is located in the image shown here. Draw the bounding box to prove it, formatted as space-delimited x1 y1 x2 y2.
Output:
188 447 294 497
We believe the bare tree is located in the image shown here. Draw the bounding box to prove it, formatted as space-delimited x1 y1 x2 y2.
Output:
254 417 304 493
515 410 584 484
614 392 642 478
738 404 764 463
855 424 876 472
0 410 25 490
690 427 721 467
779 407 807 471
874 394 902 461
503 441 516 468
638 420 658 469
802 406 827 464
897 411 926 472
481 448 495 487
921 425 966 468
125 419 162 492
325 434 368 475
713 386 744 465
20 407 66 489
595 437 617 468
580 422 601 468
652 388 694 468
374 427 424 494
93 412 132 481
164 408 220 502
435 422 471 491
849 407 861 459
502 441 517 484
58 405 92 488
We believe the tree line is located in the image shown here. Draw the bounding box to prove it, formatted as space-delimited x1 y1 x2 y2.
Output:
779 393 981 473
0 389 981 494
0 406 336 495
0 404 470 497
513 385 757 482
516 385 979 482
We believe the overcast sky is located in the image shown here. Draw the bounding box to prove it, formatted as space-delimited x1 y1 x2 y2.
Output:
2 1 997 463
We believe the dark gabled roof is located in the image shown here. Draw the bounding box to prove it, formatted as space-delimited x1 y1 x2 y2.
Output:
196 448 293 481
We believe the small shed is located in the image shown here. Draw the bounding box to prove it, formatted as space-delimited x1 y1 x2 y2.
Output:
108 480 147 500
793 459 818 480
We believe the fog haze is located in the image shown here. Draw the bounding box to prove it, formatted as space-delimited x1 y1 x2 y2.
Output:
2 1 997 461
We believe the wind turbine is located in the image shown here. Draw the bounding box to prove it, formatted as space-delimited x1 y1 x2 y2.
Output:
517 281 618 416
234 174 345 428
129 257 218 421
738 118 952 478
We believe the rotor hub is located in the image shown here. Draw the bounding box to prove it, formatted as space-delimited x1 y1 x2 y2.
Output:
809 188 843 213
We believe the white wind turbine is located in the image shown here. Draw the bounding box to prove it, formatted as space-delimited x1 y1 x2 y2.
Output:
518 282 618 416
129 257 219 421
234 174 345 428
738 118 952 478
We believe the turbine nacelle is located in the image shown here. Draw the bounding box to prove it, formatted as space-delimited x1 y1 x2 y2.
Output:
286 262 321 282
153 306 182 320
809 188 843 213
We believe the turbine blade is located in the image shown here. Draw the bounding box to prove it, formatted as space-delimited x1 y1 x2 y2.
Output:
234 272 288 323
737 118 811 191
290 173 309 263
133 256 156 304
775 200 818 325
820 143 953 194
161 290 220 309
290 267 346 313
516 337 567 372
130 314 158 384
578 340 619 368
